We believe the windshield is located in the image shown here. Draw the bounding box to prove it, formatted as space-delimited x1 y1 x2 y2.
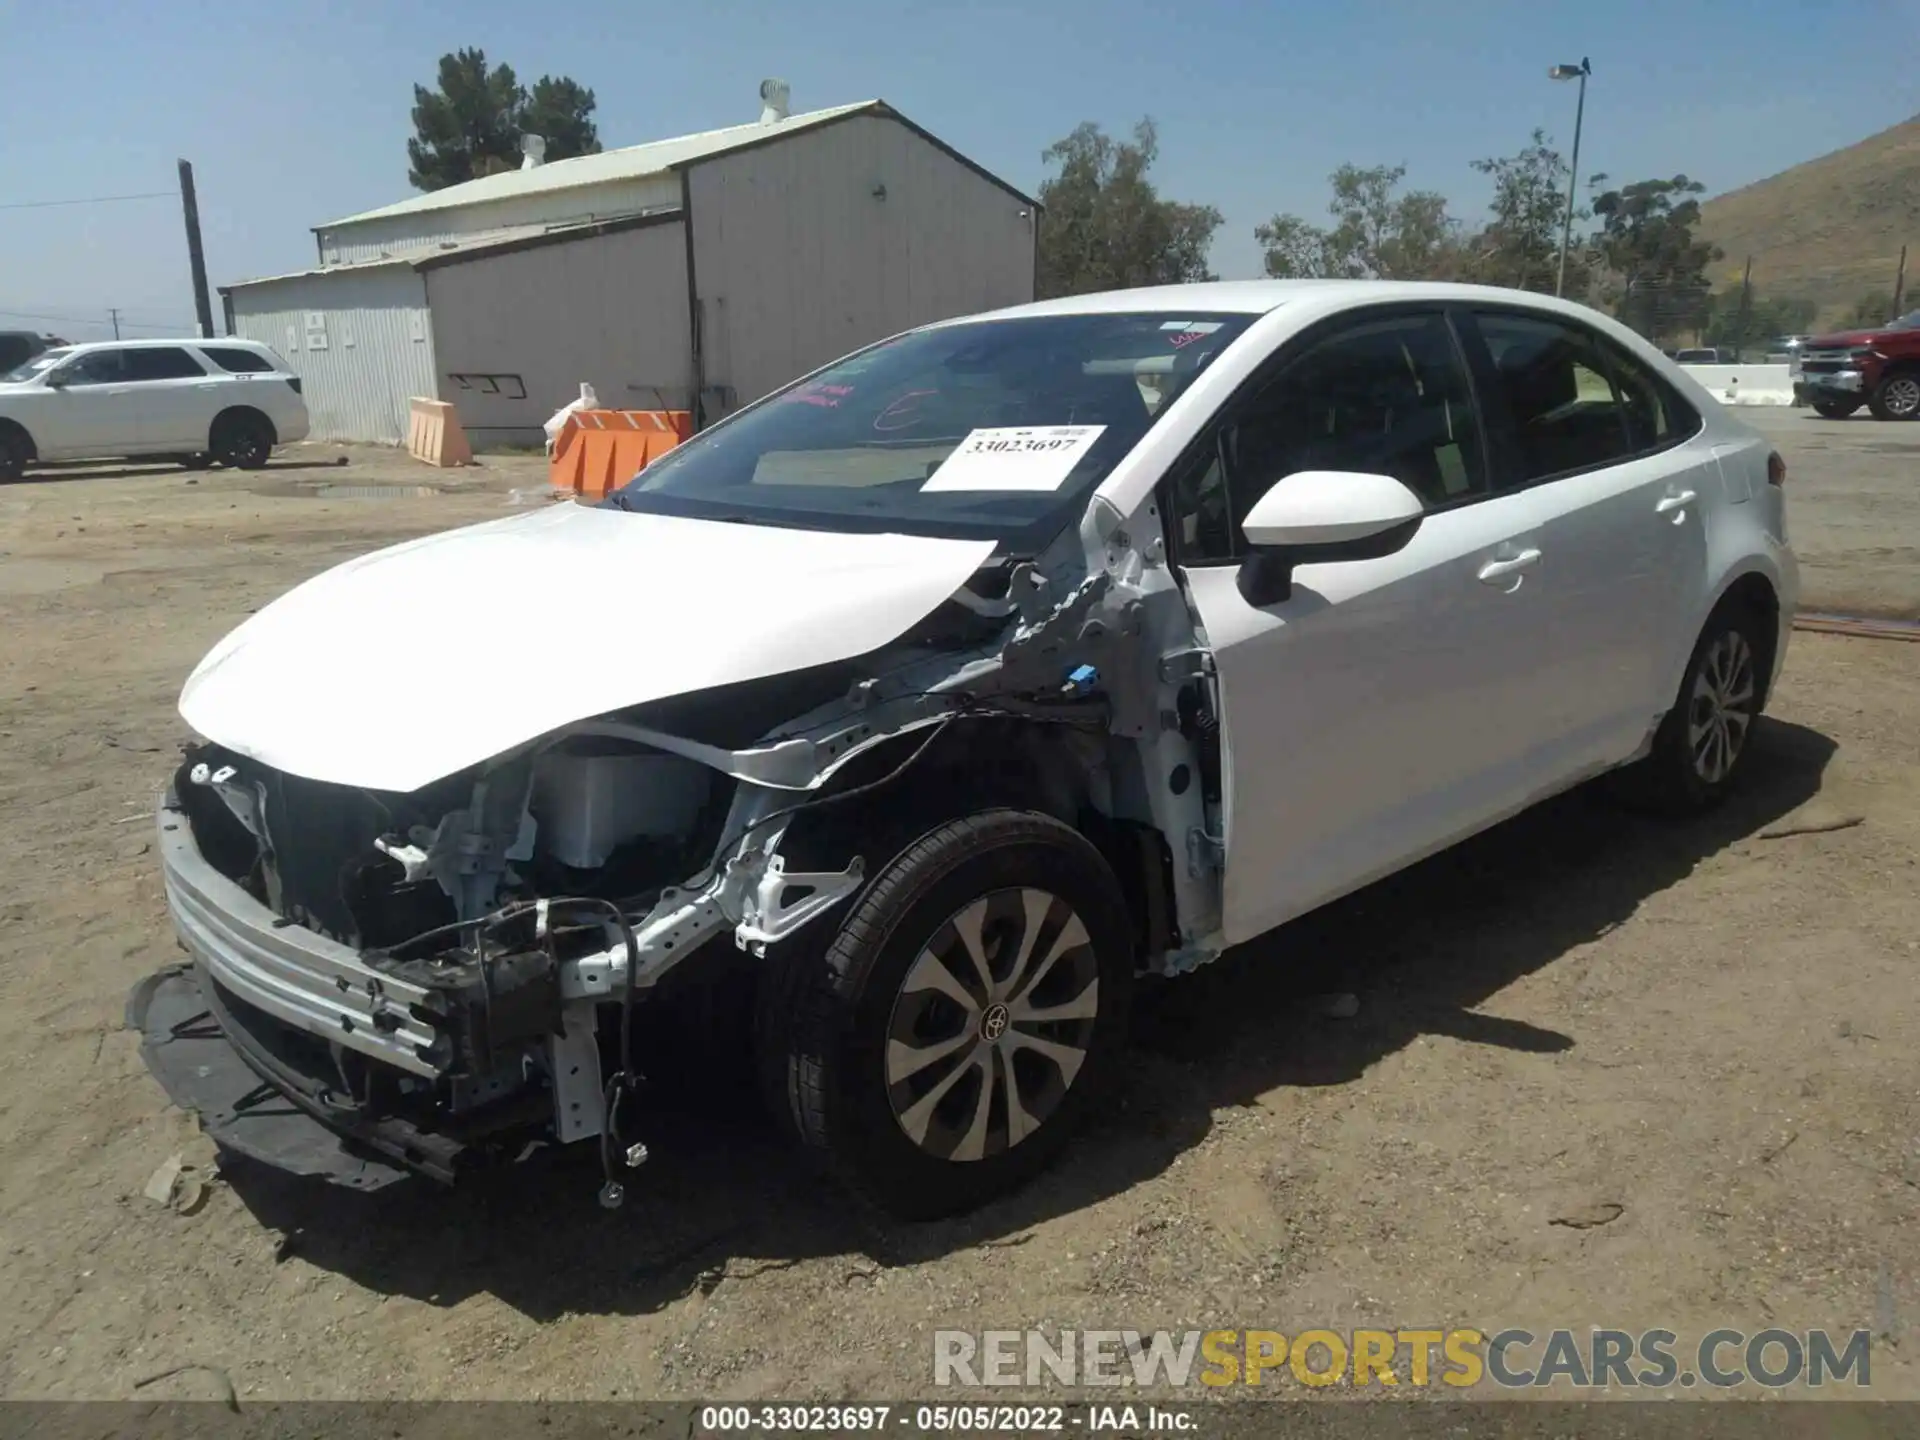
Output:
605 312 1254 546
1893 310 1920 331
2 348 68 384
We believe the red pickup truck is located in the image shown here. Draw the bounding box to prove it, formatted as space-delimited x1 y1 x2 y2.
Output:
1795 308 1920 419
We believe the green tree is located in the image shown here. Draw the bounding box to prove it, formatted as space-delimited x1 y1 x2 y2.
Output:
1035 120 1223 297
1257 164 1461 280
520 76 601 164
1588 176 1721 344
408 48 601 192
1465 129 1585 294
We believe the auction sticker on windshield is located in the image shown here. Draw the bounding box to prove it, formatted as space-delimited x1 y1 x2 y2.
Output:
922 425 1106 493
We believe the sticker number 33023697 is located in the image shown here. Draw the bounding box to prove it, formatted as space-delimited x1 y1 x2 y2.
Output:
921 425 1108 493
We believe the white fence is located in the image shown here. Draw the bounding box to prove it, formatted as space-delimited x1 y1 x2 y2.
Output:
1677 362 1796 406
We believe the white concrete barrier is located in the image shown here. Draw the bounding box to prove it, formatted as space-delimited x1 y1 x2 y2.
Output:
1678 362 1797 406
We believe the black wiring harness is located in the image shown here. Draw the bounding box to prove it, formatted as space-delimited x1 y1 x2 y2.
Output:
369 894 644 1206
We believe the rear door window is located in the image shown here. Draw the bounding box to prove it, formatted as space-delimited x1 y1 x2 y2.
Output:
1468 311 1634 483
122 347 208 382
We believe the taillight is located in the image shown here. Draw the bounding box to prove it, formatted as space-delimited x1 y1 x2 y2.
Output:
1766 451 1786 488
285 376 302 395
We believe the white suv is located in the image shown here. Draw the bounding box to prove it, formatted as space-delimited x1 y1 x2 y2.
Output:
0 337 310 479
132 281 1795 1219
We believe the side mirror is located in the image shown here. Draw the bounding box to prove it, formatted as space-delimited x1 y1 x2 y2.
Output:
1236 470 1425 608
44 371 71 388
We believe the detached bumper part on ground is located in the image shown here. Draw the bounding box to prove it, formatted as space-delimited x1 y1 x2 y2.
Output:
128 964 414 1191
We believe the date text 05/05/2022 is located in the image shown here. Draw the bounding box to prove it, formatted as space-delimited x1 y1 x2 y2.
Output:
697 1404 1196 1434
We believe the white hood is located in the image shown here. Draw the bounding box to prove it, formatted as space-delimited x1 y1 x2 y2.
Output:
180 503 997 791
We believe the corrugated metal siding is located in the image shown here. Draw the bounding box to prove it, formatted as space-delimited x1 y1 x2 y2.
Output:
686 113 1035 411
424 219 693 446
321 177 679 264
228 266 437 444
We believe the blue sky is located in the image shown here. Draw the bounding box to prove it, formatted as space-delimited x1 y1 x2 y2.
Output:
3 0 1917 341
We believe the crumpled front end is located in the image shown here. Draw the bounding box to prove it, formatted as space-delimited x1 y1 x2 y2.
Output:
139 705 875 1192
135 502 1227 1198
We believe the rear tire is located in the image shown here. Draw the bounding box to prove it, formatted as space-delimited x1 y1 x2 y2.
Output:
756 809 1133 1219
210 412 273 469
1867 370 1920 421
1619 602 1768 815
1811 399 1860 419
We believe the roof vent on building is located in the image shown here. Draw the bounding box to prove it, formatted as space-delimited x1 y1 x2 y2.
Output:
521 133 547 169
758 79 791 124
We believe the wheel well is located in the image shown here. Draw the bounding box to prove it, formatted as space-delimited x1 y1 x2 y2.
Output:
212 405 276 446
1716 572 1781 706
781 715 1178 966
0 417 37 460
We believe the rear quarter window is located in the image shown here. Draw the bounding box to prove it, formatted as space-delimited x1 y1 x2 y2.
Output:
197 346 277 374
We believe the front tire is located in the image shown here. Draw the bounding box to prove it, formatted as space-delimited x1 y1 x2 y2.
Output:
1867 370 1920 421
1811 399 1860 419
0 427 27 482
758 810 1133 1219
1624 603 1767 814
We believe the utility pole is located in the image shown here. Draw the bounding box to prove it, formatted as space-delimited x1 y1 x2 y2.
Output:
1735 254 1753 359
1550 57 1593 299
178 159 215 339
1894 244 1909 316
108 308 121 340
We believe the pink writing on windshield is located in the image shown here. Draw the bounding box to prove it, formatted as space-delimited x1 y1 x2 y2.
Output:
873 389 939 432
780 382 856 409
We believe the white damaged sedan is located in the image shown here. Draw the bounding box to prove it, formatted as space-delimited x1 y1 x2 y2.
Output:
133 281 1797 1218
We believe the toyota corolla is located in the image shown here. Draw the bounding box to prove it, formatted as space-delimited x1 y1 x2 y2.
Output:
131 280 1796 1218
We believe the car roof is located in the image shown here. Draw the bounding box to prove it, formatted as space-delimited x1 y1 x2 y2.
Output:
51 337 270 351
938 278 1646 325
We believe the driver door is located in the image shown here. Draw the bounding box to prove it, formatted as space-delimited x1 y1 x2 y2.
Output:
1170 308 1564 946
41 348 140 456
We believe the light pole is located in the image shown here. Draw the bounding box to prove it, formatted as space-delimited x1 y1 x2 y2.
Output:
1550 57 1591 298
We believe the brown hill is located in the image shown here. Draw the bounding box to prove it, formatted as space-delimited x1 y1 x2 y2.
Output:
1699 114 1920 325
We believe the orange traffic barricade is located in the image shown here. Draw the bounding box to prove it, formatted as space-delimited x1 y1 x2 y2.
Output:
549 410 693 500
407 397 475 467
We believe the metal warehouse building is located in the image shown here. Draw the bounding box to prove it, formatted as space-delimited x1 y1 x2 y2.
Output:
221 91 1038 446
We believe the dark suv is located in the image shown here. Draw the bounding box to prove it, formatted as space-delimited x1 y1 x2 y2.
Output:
1796 309 1920 420
0 332 54 374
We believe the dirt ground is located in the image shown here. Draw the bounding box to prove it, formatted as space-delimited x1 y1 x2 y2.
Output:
0 432 1916 1403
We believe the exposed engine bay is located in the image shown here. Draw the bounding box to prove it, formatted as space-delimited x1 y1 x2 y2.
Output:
151 508 1231 1201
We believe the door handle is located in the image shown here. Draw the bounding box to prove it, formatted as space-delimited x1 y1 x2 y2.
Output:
1477 548 1542 584
1655 489 1698 515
